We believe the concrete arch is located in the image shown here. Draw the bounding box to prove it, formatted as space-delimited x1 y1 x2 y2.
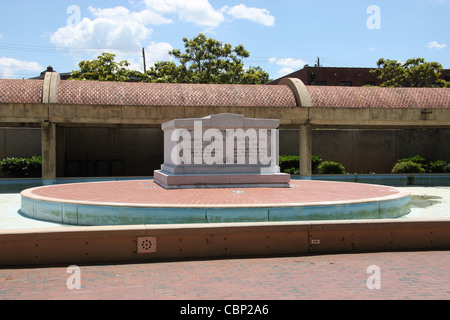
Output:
42 72 60 104
279 78 312 107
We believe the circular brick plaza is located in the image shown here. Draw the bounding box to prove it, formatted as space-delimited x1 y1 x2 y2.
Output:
20 179 411 226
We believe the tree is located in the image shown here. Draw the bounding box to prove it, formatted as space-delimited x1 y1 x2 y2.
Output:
70 35 270 84
371 58 449 87
146 61 182 83
70 53 146 82
147 34 270 84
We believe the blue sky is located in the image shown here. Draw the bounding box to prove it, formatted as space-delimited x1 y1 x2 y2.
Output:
0 0 449 80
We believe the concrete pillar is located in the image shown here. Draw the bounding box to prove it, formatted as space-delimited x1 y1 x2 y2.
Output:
299 124 312 178
41 71 60 183
42 71 60 104
41 121 56 183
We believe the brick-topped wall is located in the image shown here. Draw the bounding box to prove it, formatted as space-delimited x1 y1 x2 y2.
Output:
56 81 298 107
0 80 43 104
1 78 449 109
308 86 450 109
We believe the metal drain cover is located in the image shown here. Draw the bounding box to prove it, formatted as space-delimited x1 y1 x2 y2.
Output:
137 236 157 254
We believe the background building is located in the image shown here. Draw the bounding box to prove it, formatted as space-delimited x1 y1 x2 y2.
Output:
269 66 450 87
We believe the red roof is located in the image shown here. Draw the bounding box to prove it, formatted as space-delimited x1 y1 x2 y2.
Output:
308 86 450 109
1 79 449 109
0 79 43 104
56 80 297 107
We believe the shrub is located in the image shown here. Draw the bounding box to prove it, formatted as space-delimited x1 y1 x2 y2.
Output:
279 155 299 173
279 155 323 174
391 161 425 174
311 155 323 172
429 160 448 173
317 161 346 174
284 167 299 175
0 156 42 177
397 155 427 166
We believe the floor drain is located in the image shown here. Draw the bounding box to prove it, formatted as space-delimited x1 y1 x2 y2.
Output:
137 236 157 254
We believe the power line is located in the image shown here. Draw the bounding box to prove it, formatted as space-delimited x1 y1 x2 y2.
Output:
0 42 173 55
0 41 376 77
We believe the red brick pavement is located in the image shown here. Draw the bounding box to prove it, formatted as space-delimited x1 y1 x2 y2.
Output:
24 180 405 206
1 251 449 302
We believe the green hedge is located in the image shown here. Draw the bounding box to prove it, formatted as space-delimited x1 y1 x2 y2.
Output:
317 161 346 175
429 160 450 173
280 155 348 175
279 155 323 175
279 155 300 174
391 161 425 174
396 155 427 166
392 155 449 174
0 156 42 177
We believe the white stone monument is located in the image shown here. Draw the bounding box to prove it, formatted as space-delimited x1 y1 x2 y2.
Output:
153 113 290 189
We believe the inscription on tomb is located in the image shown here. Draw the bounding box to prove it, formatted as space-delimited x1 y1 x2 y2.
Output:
154 113 290 188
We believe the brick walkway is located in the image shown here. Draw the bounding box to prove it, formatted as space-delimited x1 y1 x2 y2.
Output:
24 180 405 206
1 250 449 302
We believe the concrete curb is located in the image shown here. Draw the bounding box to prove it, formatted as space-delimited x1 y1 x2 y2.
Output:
1 218 449 267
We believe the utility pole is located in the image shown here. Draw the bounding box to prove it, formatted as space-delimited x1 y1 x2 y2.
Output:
142 48 147 73
315 57 321 67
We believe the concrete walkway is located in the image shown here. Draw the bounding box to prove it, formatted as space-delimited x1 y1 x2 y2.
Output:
0 186 449 301
2 186 450 230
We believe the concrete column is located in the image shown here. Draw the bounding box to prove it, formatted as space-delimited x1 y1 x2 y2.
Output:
42 71 60 104
299 124 312 178
41 121 56 183
56 126 65 177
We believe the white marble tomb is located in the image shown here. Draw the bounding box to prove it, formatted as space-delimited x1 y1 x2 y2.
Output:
153 113 290 189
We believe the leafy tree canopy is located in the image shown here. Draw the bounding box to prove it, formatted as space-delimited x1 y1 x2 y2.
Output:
147 33 269 84
70 34 270 85
70 53 143 82
371 58 449 87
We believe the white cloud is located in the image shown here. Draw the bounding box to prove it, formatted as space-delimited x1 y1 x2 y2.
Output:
0 33 3 39
125 41 174 72
144 42 174 64
0 57 43 78
49 6 177 74
144 0 224 27
50 6 172 51
48 2 277 74
269 57 306 69
221 4 275 26
275 67 296 78
269 57 306 79
50 2 275 53
426 41 447 49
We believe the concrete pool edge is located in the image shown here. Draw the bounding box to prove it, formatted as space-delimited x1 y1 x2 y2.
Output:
19 193 412 226
1 218 449 267
19 180 412 226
